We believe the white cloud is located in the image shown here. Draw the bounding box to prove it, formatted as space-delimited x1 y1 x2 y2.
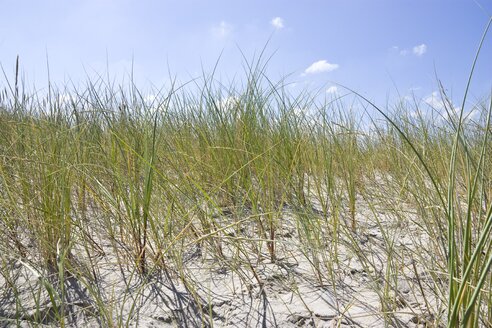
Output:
465 108 480 121
326 86 338 94
413 44 427 56
212 21 232 38
392 44 427 56
271 17 284 29
424 91 445 110
424 91 462 119
304 60 339 75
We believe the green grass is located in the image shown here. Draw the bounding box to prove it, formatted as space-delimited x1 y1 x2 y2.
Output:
1 32 492 327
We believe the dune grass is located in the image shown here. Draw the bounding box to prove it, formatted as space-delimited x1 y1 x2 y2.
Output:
1 33 492 327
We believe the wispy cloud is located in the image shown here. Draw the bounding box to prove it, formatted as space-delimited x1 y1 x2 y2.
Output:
326 86 338 94
212 21 232 38
413 43 427 56
271 17 284 29
392 44 427 57
304 60 339 75
391 46 408 56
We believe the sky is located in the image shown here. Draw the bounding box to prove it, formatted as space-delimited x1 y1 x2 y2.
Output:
1 0 492 108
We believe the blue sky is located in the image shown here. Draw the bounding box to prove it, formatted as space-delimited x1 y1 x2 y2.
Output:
1 0 491 107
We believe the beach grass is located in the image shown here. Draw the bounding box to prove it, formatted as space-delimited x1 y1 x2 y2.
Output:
1 33 492 327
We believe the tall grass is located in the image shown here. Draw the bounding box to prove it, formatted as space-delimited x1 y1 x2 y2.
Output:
1 38 491 326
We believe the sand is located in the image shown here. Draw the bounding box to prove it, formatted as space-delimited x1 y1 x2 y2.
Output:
0 193 445 327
